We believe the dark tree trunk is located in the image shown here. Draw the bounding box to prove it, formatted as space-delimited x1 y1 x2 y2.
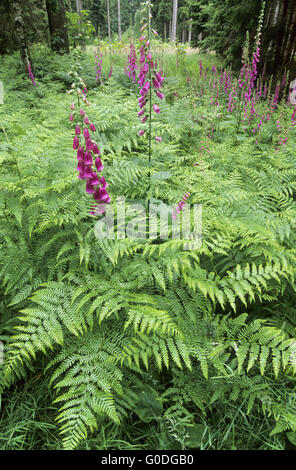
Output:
10 0 32 70
45 0 69 53
262 0 296 78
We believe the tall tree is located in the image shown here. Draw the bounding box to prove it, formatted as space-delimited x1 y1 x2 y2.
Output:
46 0 70 53
106 0 111 41
10 0 32 68
171 0 178 43
117 0 121 41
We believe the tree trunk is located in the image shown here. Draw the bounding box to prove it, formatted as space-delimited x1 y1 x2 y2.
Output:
10 0 32 69
46 0 69 53
117 0 121 41
106 0 111 42
188 18 192 44
182 28 185 43
262 0 296 78
171 0 178 43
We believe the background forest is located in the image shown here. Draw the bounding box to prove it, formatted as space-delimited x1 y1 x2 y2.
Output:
1 0 296 452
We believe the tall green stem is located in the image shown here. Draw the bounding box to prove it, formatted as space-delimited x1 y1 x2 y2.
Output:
148 2 152 166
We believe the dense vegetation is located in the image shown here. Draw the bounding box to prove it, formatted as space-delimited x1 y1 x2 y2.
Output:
1 0 296 453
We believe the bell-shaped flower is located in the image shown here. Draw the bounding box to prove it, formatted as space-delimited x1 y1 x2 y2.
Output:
77 146 84 161
99 176 108 188
153 104 160 114
83 128 90 139
85 139 93 151
94 187 109 201
84 151 93 165
95 157 104 172
93 143 100 155
73 136 79 149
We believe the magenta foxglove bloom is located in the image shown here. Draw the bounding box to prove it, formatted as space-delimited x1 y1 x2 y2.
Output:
89 172 100 186
156 91 164 100
93 143 100 155
80 109 85 116
138 130 145 136
69 114 74 121
85 139 93 151
83 128 90 139
155 136 162 142
73 136 79 149
90 123 96 132
77 146 84 160
75 125 81 135
84 151 93 165
94 187 109 201
84 116 90 125
141 116 148 123
153 104 160 114
95 157 104 172
138 109 145 117
83 166 93 180
70 103 75 110
86 180 96 194
99 176 108 188
153 79 161 89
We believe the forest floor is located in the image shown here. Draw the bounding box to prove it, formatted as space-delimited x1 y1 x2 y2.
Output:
0 44 296 451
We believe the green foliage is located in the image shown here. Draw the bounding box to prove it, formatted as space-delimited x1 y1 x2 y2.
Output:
1 45 296 452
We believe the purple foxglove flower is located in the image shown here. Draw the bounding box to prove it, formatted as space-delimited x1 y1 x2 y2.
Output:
138 109 145 117
93 143 100 155
95 157 104 172
94 187 109 201
77 146 84 160
86 180 96 194
146 40 150 47
147 52 152 61
83 128 90 139
76 161 84 172
139 35 146 42
90 123 96 132
138 96 146 103
138 130 145 136
140 86 148 96
73 136 79 149
85 139 93 151
153 104 160 114
70 103 75 110
84 151 93 165
105 196 111 203
99 176 108 188
84 116 90 124
75 125 81 135
156 91 164 100
141 116 148 123
80 109 85 116
155 72 164 84
153 79 161 89
89 172 100 185
83 165 93 179
155 136 162 142
142 63 149 73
